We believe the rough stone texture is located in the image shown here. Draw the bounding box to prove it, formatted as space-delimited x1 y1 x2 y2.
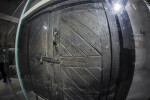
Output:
126 0 150 70
126 0 150 99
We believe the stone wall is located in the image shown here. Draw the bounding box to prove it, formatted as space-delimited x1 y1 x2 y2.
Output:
126 0 150 70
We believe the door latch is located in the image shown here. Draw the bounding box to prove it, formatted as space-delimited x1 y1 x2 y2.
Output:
35 56 60 64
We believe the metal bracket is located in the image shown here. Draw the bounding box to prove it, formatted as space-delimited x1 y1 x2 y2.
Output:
35 56 60 64
53 31 58 51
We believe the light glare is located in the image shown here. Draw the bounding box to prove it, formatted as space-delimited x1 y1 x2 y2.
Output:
43 25 48 30
114 3 121 11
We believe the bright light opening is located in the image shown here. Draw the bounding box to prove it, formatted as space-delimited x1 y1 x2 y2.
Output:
114 3 121 11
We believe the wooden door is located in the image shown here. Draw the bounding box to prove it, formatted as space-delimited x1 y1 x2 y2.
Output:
27 13 54 99
19 1 134 99
53 2 112 100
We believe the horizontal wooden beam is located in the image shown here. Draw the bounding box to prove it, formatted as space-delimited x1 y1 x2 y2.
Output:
0 13 19 23
23 0 51 20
